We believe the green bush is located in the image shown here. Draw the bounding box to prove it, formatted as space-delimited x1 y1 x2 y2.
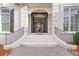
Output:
73 32 79 45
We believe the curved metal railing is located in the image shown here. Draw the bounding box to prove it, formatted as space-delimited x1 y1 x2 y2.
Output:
5 27 24 44
55 27 74 44
0 27 24 45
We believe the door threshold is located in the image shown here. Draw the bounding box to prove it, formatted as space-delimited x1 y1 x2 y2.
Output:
29 33 50 35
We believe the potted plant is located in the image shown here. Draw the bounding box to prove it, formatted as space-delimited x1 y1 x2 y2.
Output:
73 32 79 45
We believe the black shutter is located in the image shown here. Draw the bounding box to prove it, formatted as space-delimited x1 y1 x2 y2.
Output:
43 13 48 33
31 13 34 33
45 13 48 33
10 9 14 33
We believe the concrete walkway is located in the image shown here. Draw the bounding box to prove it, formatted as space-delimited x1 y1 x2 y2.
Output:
9 46 73 56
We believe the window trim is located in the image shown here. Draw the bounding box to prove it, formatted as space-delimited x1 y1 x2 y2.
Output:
0 7 13 33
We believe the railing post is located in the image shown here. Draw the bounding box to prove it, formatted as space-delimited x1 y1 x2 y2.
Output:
5 33 7 45
73 33 75 45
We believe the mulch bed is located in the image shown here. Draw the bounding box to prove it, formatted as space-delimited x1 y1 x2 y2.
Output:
0 45 12 56
72 46 79 56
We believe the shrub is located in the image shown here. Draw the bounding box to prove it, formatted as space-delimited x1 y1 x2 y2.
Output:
73 32 79 45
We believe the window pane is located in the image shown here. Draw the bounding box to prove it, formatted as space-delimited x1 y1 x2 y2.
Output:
71 8 75 13
70 15 74 31
2 23 9 31
64 9 69 16
64 9 69 13
74 14 79 31
64 8 69 31
71 14 79 31
2 9 9 13
64 17 69 31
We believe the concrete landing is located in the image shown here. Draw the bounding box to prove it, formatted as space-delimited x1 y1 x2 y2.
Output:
9 46 73 56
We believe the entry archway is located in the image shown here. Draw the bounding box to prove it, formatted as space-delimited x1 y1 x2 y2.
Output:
31 10 48 33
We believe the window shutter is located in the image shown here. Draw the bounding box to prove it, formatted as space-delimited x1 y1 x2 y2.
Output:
10 9 14 33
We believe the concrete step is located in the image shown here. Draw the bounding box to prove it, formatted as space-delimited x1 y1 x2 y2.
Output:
23 34 55 42
23 38 55 42
24 34 53 39
22 41 58 47
22 34 58 47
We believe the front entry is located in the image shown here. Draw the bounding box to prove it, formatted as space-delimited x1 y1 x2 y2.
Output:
31 12 48 33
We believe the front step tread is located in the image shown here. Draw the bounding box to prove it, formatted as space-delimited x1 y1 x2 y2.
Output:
22 41 58 47
25 35 53 39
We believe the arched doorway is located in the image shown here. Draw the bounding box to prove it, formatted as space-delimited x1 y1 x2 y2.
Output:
31 10 48 33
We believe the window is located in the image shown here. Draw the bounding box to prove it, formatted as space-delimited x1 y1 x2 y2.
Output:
1 9 10 32
64 7 79 32
64 8 69 31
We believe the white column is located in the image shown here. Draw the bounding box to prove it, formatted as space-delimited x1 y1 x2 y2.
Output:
0 10 2 32
51 4 59 34
21 5 28 34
